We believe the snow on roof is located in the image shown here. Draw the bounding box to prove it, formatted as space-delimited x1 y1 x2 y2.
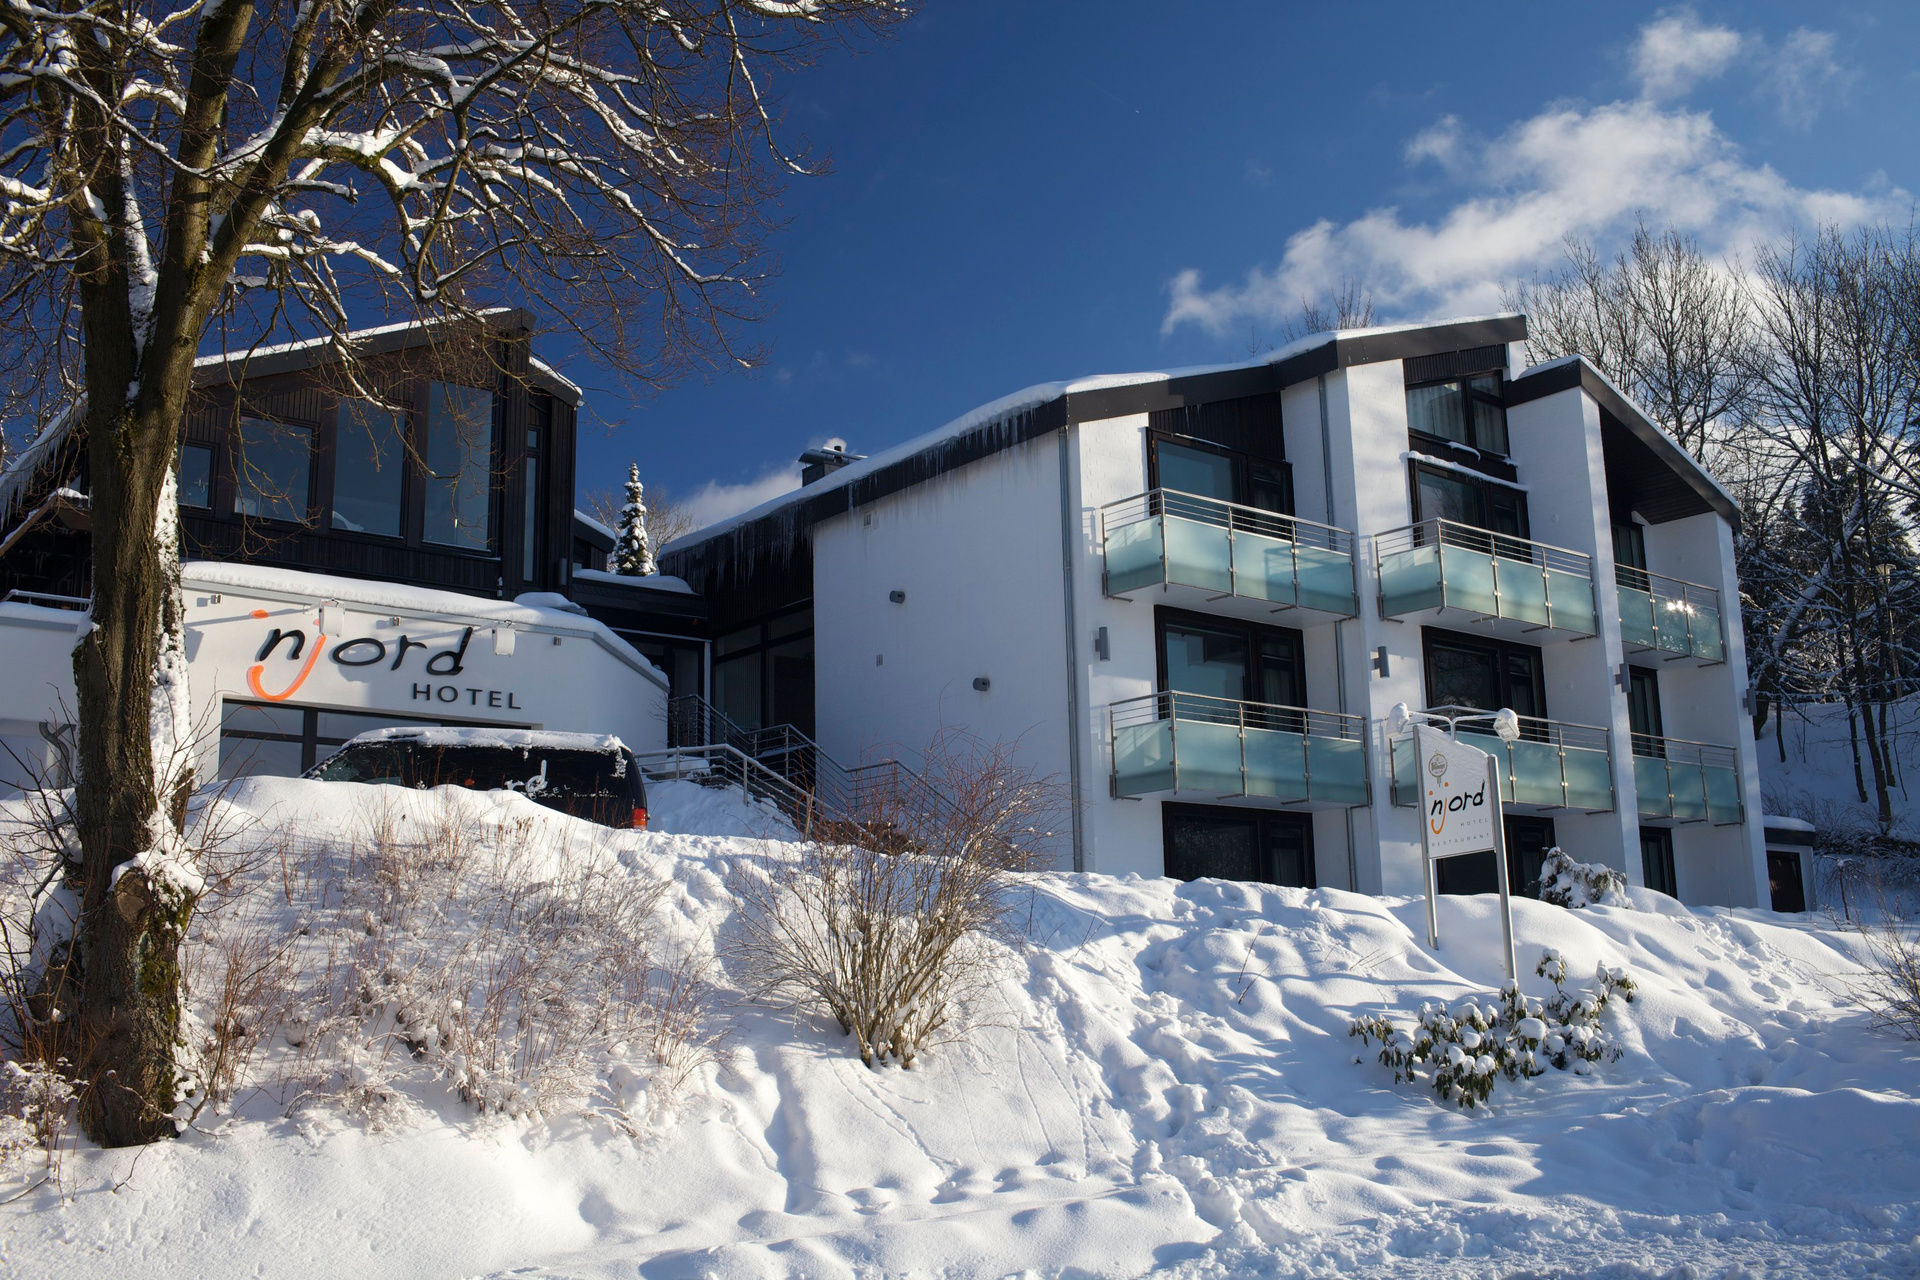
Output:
181 560 667 690
190 308 517 373
528 356 583 405
663 314 1528 555
0 403 80 525
1762 815 1818 833
570 567 695 594
574 509 617 542
343 726 627 753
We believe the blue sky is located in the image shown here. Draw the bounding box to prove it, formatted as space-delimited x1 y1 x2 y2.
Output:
555 2 1920 528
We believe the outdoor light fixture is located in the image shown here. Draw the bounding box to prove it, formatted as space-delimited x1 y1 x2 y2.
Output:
318 599 343 637
1371 645 1390 677
1094 626 1110 661
972 676 991 692
492 626 516 657
1615 662 1631 692
889 589 906 604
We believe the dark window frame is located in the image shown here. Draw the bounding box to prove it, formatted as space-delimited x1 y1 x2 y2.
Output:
218 698 503 776
1146 430 1294 517
1641 827 1677 897
1405 369 1510 457
1436 815 1557 896
328 396 411 541
1408 461 1530 539
1153 606 1309 711
1160 802 1316 889
1626 666 1665 756
711 604 815 734
1421 629 1549 723
230 413 318 526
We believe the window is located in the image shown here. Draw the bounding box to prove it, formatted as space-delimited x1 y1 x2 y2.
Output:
331 400 406 537
1423 631 1546 722
711 608 814 734
1411 463 1527 539
1641 827 1677 897
1612 518 1650 591
423 382 495 549
1149 435 1293 518
1407 372 1508 455
234 416 313 522
1157 610 1306 712
217 699 497 779
1626 667 1664 756
178 444 212 509
523 396 551 581
1437 816 1556 896
1163 805 1315 888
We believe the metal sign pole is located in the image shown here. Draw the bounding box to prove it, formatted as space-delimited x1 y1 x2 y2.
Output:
1488 752 1518 984
1422 790 1440 949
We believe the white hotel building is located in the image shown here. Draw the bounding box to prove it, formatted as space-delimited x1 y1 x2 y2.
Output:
664 314 1769 905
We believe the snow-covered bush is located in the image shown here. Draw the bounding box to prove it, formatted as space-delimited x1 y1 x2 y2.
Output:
726 733 1050 1068
1350 949 1637 1109
1538 848 1631 909
1850 916 1920 1041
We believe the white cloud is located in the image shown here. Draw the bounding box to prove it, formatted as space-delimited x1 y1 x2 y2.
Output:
1633 10 1744 100
1768 28 1842 129
680 462 802 529
1162 72 1899 337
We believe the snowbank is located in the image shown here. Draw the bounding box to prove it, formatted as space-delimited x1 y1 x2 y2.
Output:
0 776 1915 1279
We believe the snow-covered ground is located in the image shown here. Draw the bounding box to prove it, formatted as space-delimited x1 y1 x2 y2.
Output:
2 777 1917 1279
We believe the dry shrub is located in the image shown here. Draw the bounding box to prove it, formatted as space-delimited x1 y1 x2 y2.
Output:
1853 919 1920 1040
277 793 718 1126
727 731 1052 1068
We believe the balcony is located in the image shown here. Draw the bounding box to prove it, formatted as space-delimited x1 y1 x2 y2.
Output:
1617 568 1727 665
1101 489 1359 623
1375 519 1598 641
1632 735 1743 824
1110 690 1369 807
1390 707 1615 813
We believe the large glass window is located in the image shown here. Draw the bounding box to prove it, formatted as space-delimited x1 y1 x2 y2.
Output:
1158 611 1307 725
1437 816 1556 896
1157 442 1237 502
234 417 312 522
1641 828 1677 897
710 609 813 735
1627 667 1664 757
178 444 212 509
1150 436 1293 518
1407 372 1508 454
1413 464 1527 538
1163 806 1314 887
1424 632 1545 720
332 399 406 537
423 382 495 549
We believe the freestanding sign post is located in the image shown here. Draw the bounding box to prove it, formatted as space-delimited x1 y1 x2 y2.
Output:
1413 722 1518 983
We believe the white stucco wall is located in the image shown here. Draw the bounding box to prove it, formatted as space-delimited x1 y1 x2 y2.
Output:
0 602 86 788
810 436 1078 866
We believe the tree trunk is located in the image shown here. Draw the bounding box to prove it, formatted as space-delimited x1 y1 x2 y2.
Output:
70 400 193 1147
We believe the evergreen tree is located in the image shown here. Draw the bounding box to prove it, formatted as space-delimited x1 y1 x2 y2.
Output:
614 463 657 576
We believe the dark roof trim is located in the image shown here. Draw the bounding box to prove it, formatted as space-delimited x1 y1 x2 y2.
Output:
190 308 559 391
1507 357 1741 533
662 315 1530 573
1063 314 1528 424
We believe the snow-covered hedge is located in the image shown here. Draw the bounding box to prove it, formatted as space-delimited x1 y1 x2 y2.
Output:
1350 949 1636 1109
1538 848 1631 909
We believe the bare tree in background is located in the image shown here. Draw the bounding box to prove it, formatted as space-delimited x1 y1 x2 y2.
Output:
0 0 903 1145
1506 223 1758 458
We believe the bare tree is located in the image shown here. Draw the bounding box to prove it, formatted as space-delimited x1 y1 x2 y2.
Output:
1506 223 1758 458
0 0 903 1145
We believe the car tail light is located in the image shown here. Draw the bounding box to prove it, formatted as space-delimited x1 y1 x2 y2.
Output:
632 807 649 831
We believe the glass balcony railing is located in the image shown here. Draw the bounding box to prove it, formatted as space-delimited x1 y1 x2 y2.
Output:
1101 489 1359 619
1631 735 1743 824
1110 690 1369 806
1375 518 1598 638
1617 567 1726 664
1390 707 1615 812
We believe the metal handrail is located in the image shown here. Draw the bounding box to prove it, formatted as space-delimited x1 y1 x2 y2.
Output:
1627 732 1739 768
1614 564 1722 614
0 589 89 611
1099 487 1355 555
1374 517 1594 579
1108 688 1366 740
1388 704 1615 812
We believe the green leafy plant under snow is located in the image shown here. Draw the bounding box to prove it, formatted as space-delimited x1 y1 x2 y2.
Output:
1350 949 1637 1109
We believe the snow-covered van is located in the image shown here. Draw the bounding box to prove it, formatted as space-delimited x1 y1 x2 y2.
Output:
309 727 649 829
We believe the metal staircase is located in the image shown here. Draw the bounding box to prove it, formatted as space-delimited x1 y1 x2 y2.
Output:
643 695 949 838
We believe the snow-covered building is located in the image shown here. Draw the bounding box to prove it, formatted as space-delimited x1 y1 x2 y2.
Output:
663 315 1771 906
0 312 692 786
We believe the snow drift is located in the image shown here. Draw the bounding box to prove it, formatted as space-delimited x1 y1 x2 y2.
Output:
0 776 1915 1279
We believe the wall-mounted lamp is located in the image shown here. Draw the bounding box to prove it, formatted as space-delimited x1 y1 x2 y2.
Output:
1093 626 1110 661
1614 663 1631 692
888 589 906 604
972 676 991 692
1370 645 1390 677
318 599 344 638
492 625 516 657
